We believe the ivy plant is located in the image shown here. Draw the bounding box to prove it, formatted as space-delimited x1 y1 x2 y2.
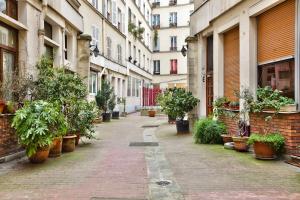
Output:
95 81 114 113
12 100 67 157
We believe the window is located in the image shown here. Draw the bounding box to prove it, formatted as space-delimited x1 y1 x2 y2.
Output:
64 34 68 60
128 8 132 23
169 12 177 26
44 45 53 60
128 41 132 57
170 59 178 74
107 37 112 59
258 59 295 99
91 25 100 48
152 14 160 27
138 50 141 66
117 9 122 31
44 21 53 39
153 37 160 52
107 0 112 21
117 44 122 64
153 60 160 75
127 76 131 96
132 77 136 96
133 45 136 61
136 79 141 97
143 55 145 69
92 0 98 9
89 71 98 94
170 36 177 51
0 0 17 19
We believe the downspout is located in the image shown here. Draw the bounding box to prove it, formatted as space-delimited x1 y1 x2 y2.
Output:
38 0 48 57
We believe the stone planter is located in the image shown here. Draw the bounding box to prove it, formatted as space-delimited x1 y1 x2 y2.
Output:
29 146 50 163
253 142 276 160
49 137 62 157
62 135 76 152
232 136 249 152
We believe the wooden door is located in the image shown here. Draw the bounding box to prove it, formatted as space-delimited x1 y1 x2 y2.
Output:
206 36 214 116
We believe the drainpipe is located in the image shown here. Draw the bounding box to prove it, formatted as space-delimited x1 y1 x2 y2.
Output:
38 0 48 57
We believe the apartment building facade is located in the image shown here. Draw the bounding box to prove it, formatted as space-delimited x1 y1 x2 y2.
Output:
188 0 300 155
150 0 194 89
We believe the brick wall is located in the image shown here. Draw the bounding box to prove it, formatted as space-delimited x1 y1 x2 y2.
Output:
219 112 300 156
0 114 20 157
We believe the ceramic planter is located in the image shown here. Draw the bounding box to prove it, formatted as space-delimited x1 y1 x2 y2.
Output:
148 110 156 117
176 120 189 134
49 137 63 157
62 135 76 152
232 136 249 152
102 112 111 122
221 134 233 143
29 146 50 163
253 142 276 160
112 111 120 119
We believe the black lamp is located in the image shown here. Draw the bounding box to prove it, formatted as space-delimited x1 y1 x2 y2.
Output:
181 45 188 57
90 44 100 57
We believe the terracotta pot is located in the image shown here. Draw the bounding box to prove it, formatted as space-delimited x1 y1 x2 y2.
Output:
221 134 233 143
75 133 80 146
148 110 156 117
176 120 189 134
253 142 276 160
232 136 249 152
0 100 5 114
49 137 63 157
62 135 76 152
29 146 50 163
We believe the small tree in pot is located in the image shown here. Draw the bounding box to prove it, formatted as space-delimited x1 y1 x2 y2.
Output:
12 101 67 163
95 81 114 122
170 88 199 134
157 90 177 123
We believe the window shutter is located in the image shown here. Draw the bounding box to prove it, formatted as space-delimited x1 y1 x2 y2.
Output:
257 0 295 64
112 1 117 25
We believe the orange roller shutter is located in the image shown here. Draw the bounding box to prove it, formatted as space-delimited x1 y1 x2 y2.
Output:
224 26 240 101
257 0 295 64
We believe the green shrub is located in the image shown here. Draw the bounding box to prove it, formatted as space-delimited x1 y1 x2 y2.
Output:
193 118 226 144
247 133 285 153
12 100 67 157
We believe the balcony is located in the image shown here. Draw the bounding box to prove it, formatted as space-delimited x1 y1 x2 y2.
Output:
170 46 177 51
169 22 177 27
169 0 177 6
152 2 160 8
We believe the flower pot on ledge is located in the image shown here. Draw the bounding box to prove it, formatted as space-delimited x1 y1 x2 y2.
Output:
148 110 156 117
221 134 233 143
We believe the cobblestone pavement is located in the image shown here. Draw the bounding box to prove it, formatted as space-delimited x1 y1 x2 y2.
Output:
0 114 300 200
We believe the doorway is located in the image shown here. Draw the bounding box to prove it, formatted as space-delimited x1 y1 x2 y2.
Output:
206 35 214 116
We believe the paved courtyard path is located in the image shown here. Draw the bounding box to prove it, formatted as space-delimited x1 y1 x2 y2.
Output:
0 113 299 200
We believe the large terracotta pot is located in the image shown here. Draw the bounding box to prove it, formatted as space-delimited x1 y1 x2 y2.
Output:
232 136 249 152
253 142 276 160
0 100 5 114
176 120 189 134
29 146 50 163
148 110 156 117
62 135 76 152
49 137 63 157
221 134 233 143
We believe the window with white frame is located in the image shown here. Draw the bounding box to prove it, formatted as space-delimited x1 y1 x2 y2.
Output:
136 79 141 97
117 8 122 30
153 60 160 75
117 44 122 64
152 14 160 26
170 36 177 50
169 12 177 25
107 37 112 59
92 0 98 9
132 77 136 96
91 25 100 48
127 76 131 96
89 71 98 94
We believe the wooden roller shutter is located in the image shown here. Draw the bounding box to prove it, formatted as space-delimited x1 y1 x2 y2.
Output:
224 26 240 101
257 0 295 64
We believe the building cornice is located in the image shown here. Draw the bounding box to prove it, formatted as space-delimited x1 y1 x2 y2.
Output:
152 2 194 10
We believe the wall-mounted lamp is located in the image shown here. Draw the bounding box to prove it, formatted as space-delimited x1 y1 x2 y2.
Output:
201 67 206 83
181 45 188 57
90 44 100 57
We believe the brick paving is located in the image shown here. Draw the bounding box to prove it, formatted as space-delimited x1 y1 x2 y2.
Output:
0 114 299 200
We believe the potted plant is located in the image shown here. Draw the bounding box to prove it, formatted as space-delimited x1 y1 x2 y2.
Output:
229 101 239 110
148 107 156 117
156 90 176 123
248 133 285 159
95 81 114 122
194 118 226 144
12 101 67 163
170 88 199 134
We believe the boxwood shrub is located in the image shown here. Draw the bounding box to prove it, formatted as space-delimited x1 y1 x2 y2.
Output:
194 118 227 144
